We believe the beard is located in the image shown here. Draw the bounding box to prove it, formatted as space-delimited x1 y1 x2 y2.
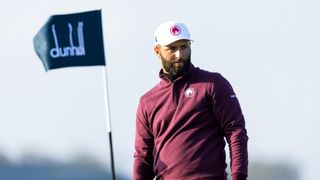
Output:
160 54 191 81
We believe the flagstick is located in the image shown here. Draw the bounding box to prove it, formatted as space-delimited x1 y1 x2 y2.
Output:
102 66 116 180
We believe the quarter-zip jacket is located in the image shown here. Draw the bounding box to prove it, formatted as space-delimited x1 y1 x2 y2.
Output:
134 64 248 180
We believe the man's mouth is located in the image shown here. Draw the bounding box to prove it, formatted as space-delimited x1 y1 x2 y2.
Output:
173 61 184 65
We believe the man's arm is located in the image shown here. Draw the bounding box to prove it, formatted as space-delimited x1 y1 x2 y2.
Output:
212 74 249 180
133 99 155 180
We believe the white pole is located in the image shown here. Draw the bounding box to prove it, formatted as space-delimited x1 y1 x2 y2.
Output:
102 66 112 136
102 66 116 180
99 8 115 180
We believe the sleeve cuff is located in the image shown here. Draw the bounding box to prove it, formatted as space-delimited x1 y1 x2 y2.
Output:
232 173 247 180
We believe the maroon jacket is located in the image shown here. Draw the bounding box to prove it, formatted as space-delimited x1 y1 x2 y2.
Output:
134 64 248 180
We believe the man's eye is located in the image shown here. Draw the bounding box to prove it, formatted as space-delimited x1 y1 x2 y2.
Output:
183 44 190 49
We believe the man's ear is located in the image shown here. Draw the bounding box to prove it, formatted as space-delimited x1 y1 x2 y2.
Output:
154 46 161 59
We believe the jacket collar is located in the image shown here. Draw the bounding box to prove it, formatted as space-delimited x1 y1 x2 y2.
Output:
159 63 195 83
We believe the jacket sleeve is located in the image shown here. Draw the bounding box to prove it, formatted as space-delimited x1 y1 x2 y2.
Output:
211 74 248 179
133 99 155 180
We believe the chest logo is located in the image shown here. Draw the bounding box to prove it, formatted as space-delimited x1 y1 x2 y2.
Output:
184 87 196 97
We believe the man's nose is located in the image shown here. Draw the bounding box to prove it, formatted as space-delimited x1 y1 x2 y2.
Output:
174 49 182 59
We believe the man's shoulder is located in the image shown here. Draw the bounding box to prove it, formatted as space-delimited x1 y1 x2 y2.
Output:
193 67 224 82
139 82 163 102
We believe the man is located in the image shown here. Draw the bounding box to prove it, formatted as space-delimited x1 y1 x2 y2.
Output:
133 21 248 180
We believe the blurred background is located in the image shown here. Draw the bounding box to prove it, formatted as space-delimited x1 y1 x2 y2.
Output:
1 0 319 179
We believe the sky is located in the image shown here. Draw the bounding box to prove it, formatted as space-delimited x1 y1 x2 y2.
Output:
0 0 320 179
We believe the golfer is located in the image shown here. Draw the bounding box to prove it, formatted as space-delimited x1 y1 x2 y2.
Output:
133 21 248 180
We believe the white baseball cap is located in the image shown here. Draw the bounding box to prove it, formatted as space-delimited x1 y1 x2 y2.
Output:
154 21 191 46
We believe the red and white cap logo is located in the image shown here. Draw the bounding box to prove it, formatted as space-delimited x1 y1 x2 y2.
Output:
170 25 181 36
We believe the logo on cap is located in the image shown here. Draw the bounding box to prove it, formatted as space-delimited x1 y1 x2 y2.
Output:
170 25 181 36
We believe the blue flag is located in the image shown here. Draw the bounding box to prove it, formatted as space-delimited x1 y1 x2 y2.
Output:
33 10 106 71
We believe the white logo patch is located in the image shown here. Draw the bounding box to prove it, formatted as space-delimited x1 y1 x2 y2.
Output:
184 87 196 97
